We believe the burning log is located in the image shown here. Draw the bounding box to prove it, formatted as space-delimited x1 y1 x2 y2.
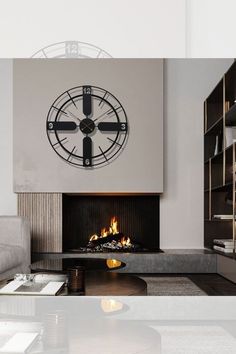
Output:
88 232 124 248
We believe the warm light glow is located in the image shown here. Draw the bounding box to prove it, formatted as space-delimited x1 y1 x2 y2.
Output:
120 236 131 246
106 259 122 269
100 299 123 313
89 234 99 241
110 216 119 234
101 228 109 237
88 216 133 248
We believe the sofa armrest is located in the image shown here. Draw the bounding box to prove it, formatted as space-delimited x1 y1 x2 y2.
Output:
0 216 31 266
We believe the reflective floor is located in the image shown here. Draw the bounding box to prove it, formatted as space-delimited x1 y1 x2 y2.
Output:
1 297 236 353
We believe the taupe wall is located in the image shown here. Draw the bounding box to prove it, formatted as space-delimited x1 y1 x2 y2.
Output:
13 59 163 194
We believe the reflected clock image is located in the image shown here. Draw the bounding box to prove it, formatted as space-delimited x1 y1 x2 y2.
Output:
46 85 128 167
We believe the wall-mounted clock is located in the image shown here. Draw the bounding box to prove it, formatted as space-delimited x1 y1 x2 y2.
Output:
32 41 112 58
46 86 128 167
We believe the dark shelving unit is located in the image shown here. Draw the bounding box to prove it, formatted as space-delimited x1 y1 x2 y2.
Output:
204 61 236 254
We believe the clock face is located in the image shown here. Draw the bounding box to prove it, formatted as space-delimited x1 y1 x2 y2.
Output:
32 41 112 59
46 85 128 167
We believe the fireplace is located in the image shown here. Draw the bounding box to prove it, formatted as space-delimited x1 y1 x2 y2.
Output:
63 195 160 253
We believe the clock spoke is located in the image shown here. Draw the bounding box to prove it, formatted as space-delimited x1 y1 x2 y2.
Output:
83 86 92 117
98 122 127 132
83 136 92 167
99 146 108 162
47 121 77 131
67 91 77 108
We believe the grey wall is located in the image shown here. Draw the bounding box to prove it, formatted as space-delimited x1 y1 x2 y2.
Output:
0 59 233 248
13 59 163 193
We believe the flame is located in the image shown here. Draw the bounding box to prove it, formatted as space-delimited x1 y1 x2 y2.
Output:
89 216 133 248
101 228 109 237
110 216 119 234
89 234 99 241
101 217 118 237
120 236 131 246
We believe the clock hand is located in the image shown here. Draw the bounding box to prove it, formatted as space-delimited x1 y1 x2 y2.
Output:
97 122 127 132
93 108 112 122
67 110 82 122
83 136 92 167
83 86 92 117
47 121 77 131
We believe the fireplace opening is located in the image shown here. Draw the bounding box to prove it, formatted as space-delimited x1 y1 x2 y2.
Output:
63 195 160 253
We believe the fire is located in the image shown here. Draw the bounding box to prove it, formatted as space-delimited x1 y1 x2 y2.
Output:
88 216 133 249
120 236 131 246
101 228 109 237
101 216 118 237
90 234 99 241
110 216 119 234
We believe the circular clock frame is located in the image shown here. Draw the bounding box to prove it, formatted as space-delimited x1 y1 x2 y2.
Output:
46 85 128 168
32 41 112 59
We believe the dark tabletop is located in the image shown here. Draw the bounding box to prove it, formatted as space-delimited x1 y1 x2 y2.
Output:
31 257 126 273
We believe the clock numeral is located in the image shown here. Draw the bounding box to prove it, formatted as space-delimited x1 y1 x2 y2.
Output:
83 86 92 117
65 41 79 57
83 86 91 95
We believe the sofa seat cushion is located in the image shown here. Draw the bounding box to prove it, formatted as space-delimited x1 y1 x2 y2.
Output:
0 243 25 273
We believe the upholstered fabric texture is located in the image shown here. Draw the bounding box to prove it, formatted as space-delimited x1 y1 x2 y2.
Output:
0 216 31 279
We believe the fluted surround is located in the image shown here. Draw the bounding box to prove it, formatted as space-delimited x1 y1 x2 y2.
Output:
17 193 62 252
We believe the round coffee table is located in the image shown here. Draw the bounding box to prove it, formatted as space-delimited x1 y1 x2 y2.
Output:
63 271 147 296
30 258 147 296
31 257 126 273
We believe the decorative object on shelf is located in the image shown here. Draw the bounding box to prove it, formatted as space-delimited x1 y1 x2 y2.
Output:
47 85 128 168
213 239 236 253
225 100 230 113
225 127 236 147
214 131 223 155
67 266 85 294
212 215 234 220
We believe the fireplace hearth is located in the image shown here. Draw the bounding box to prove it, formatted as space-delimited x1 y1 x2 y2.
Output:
63 195 160 253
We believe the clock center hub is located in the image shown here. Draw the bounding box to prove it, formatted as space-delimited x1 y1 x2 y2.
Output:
79 118 95 135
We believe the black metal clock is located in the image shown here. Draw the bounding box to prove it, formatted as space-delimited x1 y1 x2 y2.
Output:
46 85 128 167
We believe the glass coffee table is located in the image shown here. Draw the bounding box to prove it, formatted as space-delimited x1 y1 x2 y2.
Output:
29 257 147 296
31 257 126 273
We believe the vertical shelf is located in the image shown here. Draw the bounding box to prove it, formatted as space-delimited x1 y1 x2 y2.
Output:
204 61 236 255
211 152 224 189
205 79 223 131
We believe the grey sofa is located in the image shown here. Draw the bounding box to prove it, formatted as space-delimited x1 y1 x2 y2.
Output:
0 216 31 280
